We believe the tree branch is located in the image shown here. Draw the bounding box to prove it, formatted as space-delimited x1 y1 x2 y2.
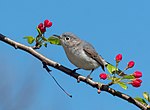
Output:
0 33 149 110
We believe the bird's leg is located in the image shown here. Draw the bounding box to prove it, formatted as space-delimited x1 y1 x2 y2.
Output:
86 69 94 80
72 68 80 72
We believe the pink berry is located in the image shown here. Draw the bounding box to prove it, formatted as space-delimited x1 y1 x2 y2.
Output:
99 73 107 80
133 71 142 78
115 54 122 63
131 78 142 88
44 19 52 28
127 61 135 68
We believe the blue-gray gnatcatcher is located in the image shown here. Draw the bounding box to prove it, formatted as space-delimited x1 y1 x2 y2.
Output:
54 32 123 77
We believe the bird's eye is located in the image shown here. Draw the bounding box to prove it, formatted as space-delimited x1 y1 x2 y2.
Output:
65 37 70 41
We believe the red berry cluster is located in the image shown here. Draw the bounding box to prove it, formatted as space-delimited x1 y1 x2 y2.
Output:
38 19 52 33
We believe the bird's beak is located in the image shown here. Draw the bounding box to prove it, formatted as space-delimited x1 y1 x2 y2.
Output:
53 34 61 39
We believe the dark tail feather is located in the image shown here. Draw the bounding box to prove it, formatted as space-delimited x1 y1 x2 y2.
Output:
99 63 105 71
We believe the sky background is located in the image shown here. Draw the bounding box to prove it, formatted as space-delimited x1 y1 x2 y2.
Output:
0 0 150 110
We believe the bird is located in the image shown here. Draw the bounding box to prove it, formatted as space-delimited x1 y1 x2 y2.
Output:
53 32 124 77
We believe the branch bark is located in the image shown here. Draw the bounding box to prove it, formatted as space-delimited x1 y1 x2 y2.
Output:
0 33 149 110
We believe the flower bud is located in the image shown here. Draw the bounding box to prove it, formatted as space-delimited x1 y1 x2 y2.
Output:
99 73 107 80
135 78 142 83
38 23 46 33
40 27 46 33
131 78 142 88
127 61 135 68
115 54 122 63
44 19 52 28
133 71 142 78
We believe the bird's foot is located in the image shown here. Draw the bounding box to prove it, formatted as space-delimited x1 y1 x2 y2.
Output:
86 75 93 81
72 68 80 73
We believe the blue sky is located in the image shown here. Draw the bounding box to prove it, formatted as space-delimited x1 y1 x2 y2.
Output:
0 0 150 110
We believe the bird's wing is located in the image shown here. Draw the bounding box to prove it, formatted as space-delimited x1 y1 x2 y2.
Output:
83 42 106 71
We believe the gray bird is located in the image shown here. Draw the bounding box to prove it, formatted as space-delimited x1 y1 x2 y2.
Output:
54 32 124 77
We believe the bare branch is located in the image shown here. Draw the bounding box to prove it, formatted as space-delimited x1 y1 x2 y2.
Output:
0 33 149 110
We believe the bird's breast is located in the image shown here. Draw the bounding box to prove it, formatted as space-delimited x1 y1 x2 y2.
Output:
63 46 100 70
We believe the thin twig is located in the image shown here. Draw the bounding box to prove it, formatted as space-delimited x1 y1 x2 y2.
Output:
42 62 72 97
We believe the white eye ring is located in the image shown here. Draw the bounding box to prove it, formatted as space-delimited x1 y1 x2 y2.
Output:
65 37 70 41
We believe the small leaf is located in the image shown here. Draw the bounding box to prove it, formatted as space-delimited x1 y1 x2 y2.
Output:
122 75 135 79
106 64 118 74
143 92 150 102
134 97 148 105
108 77 113 80
48 36 61 45
118 82 128 90
24 36 35 44
113 77 121 83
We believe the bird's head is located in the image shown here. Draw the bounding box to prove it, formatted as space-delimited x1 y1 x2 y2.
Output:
53 32 81 48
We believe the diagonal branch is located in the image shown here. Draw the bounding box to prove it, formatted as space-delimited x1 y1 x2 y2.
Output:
0 33 149 110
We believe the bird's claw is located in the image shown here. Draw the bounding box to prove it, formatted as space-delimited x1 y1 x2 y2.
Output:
86 75 93 81
72 68 80 73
